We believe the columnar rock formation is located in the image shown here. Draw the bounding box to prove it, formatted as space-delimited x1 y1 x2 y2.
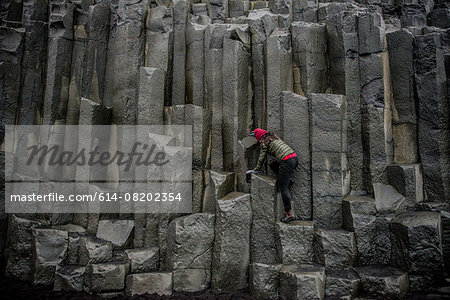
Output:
1 0 449 298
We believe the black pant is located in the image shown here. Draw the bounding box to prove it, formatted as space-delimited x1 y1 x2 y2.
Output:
269 156 298 212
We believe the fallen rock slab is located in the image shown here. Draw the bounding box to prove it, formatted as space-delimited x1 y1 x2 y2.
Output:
126 272 173 296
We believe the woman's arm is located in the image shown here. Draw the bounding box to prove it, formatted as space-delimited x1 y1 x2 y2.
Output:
254 146 268 171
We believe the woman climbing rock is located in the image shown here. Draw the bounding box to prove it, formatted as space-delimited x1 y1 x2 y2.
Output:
246 128 299 223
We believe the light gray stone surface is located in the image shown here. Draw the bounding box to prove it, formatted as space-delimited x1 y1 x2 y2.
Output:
126 272 173 296
279 264 326 300
250 174 278 264
137 67 165 125
96 220 134 250
125 247 159 273
314 228 357 269
85 262 127 293
276 220 315 265
325 269 360 299
202 171 234 213
249 262 282 299
212 192 251 290
173 269 210 292
167 213 215 270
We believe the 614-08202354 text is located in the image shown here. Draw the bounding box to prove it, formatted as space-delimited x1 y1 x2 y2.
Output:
9 192 183 202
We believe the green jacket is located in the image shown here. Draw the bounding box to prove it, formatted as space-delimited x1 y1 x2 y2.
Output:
254 138 295 171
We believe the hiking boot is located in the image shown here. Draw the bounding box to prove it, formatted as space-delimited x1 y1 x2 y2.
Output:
281 215 297 223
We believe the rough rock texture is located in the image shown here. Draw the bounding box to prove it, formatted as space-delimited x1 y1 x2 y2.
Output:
126 272 173 296
249 262 282 299
202 170 234 213
173 269 211 292
373 182 407 214
325 269 360 299
276 220 315 265
167 213 215 270
212 192 251 290
311 93 348 228
414 33 450 203
342 195 391 265
314 228 357 269
387 164 424 205
355 266 409 299
279 264 326 300
54 265 86 292
391 211 444 290
280 91 312 220
125 248 159 273
85 262 127 293
250 174 278 264
78 234 113 265
96 220 134 250
32 228 68 285
137 67 165 125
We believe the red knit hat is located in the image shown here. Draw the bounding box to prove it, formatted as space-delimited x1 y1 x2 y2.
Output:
251 128 267 141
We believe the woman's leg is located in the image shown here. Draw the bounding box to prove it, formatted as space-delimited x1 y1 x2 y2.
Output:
269 160 280 175
278 158 296 212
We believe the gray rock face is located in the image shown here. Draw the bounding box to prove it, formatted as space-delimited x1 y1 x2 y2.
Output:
265 28 293 135
167 213 215 270
85 262 127 293
325 269 360 299
104 0 147 124
414 33 450 203
342 195 391 265
137 67 165 125
33 228 68 285
222 27 252 179
250 174 278 264
269 0 291 14
276 220 315 265
292 22 328 96
311 93 348 228
292 0 318 22
387 164 424 206
387 29 416 124
280 92 312 220
78 234 113 265
391 211 444 290
125 248 159 273
208 0 228 23
5 216 47 281
212 192 251 290
355 266 409 299
250 262 282 299
202 170 234 213
54 265 86 292
279 264 326 300
126 272 173 296
314 229 357 269
96 220 134 250
373 183 407 214
172 0 187 105
185 104 209 167
173 269 210 292
145 5 173 106
393 121 418 164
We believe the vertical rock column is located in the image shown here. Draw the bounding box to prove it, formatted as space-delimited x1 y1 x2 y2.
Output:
104 0 147 124
280 91 312 220
212 192 252 290
42 0 74 125
414 33 449 202
186 20 208 107
222 25 252 191
17 0 48 125
291 21 329 97
172 0 187 105
137 67 165 125
311 93 348 229
386 28 418 164
245 10 278 129
0 26 24 141
265 28 293 135
145 5 173 106
82 1 110 104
